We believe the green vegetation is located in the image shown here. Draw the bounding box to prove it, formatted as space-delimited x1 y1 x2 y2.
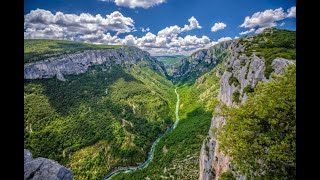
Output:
242 85 254 95
112 64 222 179
220 170 236 180
24 39 122 64
239 28 296 78
228 76 240 87
24 54 176 179
155 55 185 76
226 67 233 72
156 55 185 65
174 47 229 85
216 64 296 179
232 90 241 103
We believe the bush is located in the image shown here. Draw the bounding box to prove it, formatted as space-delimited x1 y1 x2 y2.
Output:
217 64 296 179
232 90 241 103
221 170 236 180
242 85 254 95
226 67 233 72
228 76 240 87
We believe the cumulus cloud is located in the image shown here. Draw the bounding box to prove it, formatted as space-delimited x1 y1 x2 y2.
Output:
24 9 229 56
239 28 255 35
240 8 286 29
287 6 296 18
107 0 166 9
24 9 135 39
239 6 296 35
211 22 227 32
181 16 202 32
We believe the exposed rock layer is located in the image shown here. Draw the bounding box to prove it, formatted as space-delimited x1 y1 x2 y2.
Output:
197 39 294 180
24 46 166 81
24 149 73 180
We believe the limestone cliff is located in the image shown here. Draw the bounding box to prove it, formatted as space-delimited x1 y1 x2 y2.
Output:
24 149 73 180
198 38 294 180
24 46 166 81
172 41 231 84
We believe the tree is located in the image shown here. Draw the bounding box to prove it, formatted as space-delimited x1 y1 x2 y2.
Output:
216 64 296 179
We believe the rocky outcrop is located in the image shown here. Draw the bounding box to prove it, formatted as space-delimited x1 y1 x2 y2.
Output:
24 46 166 80
198 39 294 180
24 149 73 180
172 41 232 83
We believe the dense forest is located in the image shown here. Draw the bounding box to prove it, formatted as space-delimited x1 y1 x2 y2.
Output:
24 55 176 179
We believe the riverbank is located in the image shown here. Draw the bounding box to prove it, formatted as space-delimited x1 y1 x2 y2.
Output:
104 88 180 180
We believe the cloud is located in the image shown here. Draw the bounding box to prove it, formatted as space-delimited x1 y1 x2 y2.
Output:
24 9 135 39
211 22 227 32
110 0 166 9
24 10 227 56
279 22 285 26
239 28 255 35
141 27 150 32
287 6 296 18
181 16 202 32
240 8 286 29
239 6 296 35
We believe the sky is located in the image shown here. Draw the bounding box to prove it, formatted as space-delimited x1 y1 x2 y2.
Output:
24 0 296 56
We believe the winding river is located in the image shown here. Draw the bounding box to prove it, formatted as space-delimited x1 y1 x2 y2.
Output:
104 88 180 180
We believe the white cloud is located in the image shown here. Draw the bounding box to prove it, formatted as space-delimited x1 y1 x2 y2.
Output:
112 0 166 9
141 27 150 32
287 6 296 18
239 6 296 35
234 36 239 39
279 22 285 26
24 9 135 39
239 28 255 35
211 22 227 32
24 10 227 56
181 16 202 32
240 8 286 29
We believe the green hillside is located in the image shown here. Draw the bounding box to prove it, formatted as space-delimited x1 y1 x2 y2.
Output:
24 40 176 180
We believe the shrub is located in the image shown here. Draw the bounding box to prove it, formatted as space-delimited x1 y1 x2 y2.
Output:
232 90 241 103
221 170 236 180
242 85 254 95
229 76 240 87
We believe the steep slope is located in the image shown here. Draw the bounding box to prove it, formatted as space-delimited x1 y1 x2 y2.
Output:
172 41 231 84
111 53 224 180
199 28 296 180
155 55 185 76
24 39 176 180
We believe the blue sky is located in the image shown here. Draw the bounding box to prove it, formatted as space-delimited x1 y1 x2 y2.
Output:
24 0 296 55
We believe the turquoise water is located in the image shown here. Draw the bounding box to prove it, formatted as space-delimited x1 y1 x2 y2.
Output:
104 88 180 180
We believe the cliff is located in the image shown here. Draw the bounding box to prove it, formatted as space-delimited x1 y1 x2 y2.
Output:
24 46 166 81
172 41 231 84
198 36 294 180
24 149 72 180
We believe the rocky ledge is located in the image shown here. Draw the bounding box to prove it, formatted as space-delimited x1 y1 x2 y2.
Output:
24 46 161 81
24 149 73 180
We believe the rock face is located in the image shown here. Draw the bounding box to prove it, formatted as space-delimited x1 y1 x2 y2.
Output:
24 46 166 80
198 39 294 180
172 41 232 83
24 149 73 180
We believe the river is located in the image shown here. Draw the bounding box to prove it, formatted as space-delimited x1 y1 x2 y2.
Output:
104 88 180 180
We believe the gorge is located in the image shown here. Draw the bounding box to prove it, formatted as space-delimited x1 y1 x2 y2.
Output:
24 28 296 180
